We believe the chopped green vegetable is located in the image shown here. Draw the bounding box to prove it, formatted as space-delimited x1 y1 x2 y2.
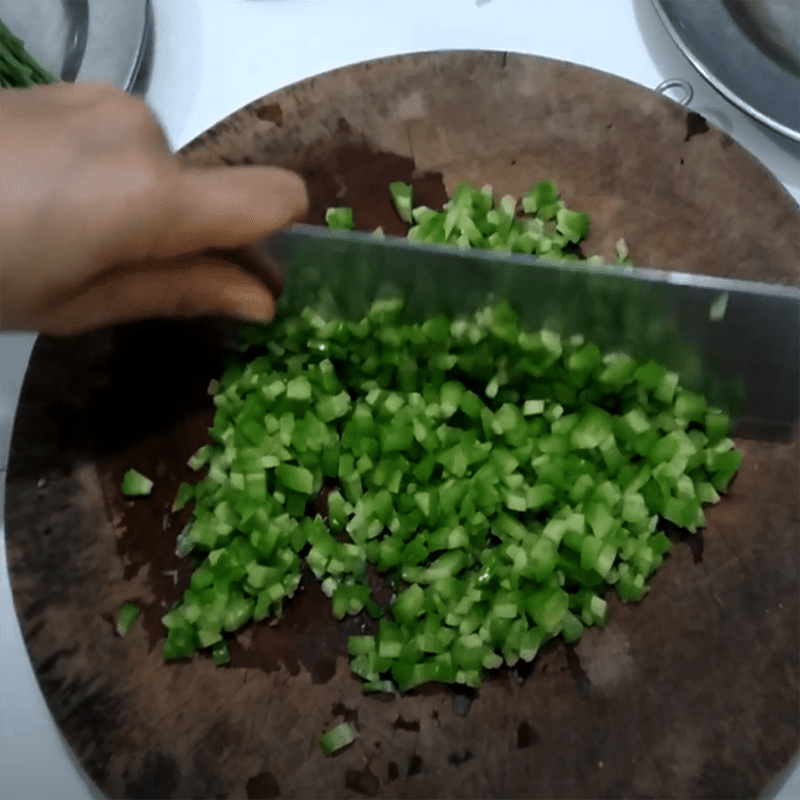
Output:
328 178 623 271
389 181 414 224
275 464 314 495
325 207 354 231
709 292 729 321
616 239 632 266
522 181 561 219
211 640 230 666
121 469 154 497
158 179 741 696
172 482 195 512
116 602 140 636
319 722 358 755
556 208 590 244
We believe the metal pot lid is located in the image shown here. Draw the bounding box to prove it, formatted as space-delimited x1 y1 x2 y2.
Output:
652 0 800 142
0 0 149 91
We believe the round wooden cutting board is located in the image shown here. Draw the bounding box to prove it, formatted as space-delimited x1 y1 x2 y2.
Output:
5 52 799 800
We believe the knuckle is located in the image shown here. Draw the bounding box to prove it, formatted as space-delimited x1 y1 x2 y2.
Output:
128 102 171 151
89 87 155 132
83 79 117 94
129 96 155 123
116 95 153 129
82 80 124 105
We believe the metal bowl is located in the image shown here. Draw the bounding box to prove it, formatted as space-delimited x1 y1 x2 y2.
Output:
652 0 800 142
0 0 150 91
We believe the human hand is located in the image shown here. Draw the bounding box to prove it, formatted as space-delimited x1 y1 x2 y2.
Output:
0 82 308 334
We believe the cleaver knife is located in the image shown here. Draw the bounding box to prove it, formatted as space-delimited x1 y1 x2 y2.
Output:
257 224 800 440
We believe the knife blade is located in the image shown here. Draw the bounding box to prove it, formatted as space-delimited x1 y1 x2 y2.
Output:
260 224 800 439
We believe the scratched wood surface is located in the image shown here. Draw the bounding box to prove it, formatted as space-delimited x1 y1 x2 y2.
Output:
5 52 799 799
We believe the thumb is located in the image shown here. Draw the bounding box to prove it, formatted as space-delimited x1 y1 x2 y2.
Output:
36 254 278 335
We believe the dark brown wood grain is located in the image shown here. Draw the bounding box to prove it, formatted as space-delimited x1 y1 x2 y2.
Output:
5 52 799 800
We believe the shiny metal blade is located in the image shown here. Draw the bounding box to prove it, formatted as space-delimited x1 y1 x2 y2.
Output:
262 225 800 439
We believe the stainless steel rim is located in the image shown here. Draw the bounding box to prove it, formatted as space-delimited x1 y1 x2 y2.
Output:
125 0 152 92
77 0 148 90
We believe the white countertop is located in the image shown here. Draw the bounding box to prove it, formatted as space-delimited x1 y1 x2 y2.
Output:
1 2 798 798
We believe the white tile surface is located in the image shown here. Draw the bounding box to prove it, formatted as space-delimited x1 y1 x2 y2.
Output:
1 1 798 798
0 479 102 800
0 334 36 472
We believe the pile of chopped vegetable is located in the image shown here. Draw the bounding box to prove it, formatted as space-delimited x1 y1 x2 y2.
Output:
329 179 630 265
122 179 742 692
1 20 56 88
